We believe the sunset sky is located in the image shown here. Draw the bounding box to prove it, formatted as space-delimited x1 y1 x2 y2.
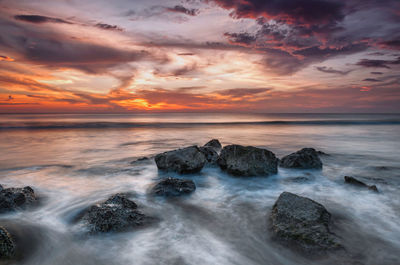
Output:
0 0 399 113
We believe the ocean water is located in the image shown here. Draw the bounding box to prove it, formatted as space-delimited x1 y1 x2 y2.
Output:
0 113 399 265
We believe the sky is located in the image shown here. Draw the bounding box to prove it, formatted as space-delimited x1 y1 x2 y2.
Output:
0 0 399 113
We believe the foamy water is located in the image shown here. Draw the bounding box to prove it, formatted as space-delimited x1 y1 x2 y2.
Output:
0 113 399 265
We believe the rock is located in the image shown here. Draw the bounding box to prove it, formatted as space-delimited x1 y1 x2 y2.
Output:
0 186 36 213
270 192 341 253
0 226 15 259
204 139 222 151
130 157 150 164
344 176 378 192
199 139 222 164
151 177 196 197
317 150 329 156
155 146 206 174
81 194 150 233
217 145 278 176
279 148 323 169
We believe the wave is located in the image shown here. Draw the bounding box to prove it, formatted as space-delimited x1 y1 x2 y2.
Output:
0 119 399 130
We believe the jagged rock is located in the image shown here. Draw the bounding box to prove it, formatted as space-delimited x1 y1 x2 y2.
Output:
270 192 341 253
0 186 36 213
344 176 378 192
217 145 278 176
81 194 150 233
280 148 323 169
151 177 196 197
0 226 15 259
155 146 206 174
204 139 222 151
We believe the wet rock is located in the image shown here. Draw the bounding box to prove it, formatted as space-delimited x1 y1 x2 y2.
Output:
344 176 378 192
279 148 323 169
204 139 222 151
217 145 278 176
81 194 150 233
270 192 341 253
317 150 329 156
155 146 206 174
0 226 15 259
130 157 150 165
151 177 196 197
0 186 36 213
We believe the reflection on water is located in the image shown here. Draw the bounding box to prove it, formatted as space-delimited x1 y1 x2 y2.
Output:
0 113 399 265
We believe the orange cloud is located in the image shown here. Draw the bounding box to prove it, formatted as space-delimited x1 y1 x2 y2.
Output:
0 55 14 62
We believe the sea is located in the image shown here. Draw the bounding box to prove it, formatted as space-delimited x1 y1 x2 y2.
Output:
0 113 399 265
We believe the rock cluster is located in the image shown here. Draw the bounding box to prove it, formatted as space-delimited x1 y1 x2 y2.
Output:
151 177 196 197
81 194 150 233
270 192 341 253
0 185 36 213
280 148 323 169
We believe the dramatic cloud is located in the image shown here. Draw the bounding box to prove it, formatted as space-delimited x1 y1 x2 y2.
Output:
356 57 400 69
95 23 124 31
14 15 72 24
166 5 199 16
316 66 352 75
0 55 14 61
363 78 380 82
224 32 256 46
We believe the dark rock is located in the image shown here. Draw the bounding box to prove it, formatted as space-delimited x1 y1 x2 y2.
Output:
344 176 379 192
199 146 219 163
204 139 222 151
199 139 222 164
130 157 150 164
217 145 278 176
279 148 323 169
0 226 15 259
151 177 196 197
270 192 341 253
0 186 36 213
155 146 206 174
317 150 329 156
81 194 150 233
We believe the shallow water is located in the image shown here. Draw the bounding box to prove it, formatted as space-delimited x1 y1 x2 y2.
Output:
0 113 399 265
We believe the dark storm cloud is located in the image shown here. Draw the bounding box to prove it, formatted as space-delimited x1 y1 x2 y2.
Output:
316 66 352 75
14 15 72 24
95 23 123 31
293 43 367 58
0 16 152 74
224 32 256 46
166 5 199 16
379 38 400 50
371 72 383 75
363 78 380 82
210 0 345 25
216 88 270 98
356 57 400 69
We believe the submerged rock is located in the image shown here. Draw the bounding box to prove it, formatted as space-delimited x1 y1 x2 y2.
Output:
151 177 196 197
81 194 150 233
155 146 206 174
217 145 278 176
270 192 341 253
344 176 378 192
0 186 36 213
279 148 323 169
0 226 15 259
199 139 222 164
